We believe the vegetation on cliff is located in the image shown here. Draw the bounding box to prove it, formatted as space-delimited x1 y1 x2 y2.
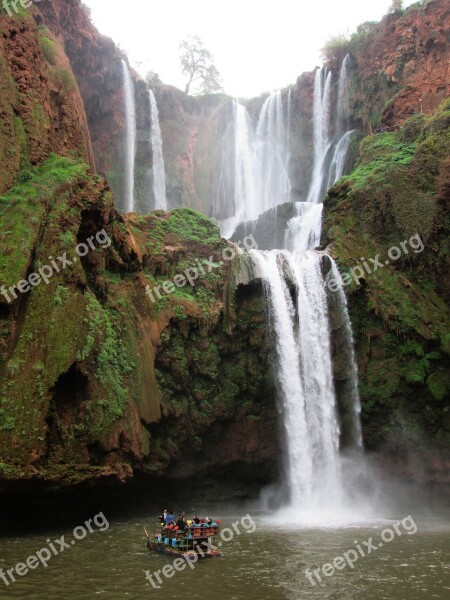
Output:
324 102 449 470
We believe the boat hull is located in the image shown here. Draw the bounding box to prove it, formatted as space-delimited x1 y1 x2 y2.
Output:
147 540 221 559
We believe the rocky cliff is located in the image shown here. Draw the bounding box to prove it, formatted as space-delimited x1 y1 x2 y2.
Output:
35 0 450 217
324 102 450 484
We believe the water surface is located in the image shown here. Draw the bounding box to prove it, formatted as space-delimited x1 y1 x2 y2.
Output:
0 511 448 599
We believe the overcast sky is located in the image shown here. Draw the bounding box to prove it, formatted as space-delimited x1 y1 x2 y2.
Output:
83 0 417 98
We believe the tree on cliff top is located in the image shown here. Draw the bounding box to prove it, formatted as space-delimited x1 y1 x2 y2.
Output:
389 0 404 12
179 35 223 95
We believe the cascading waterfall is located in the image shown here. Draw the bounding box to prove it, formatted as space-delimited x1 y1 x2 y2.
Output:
251 248 360 512
121 59 136 213
214 92 290 237
148 90 167 211
284 202 323 253
287 252 344 508
284 54 357 266
306 68 333 205
250 251 314 503
327 129 357 188
215 101 259 239
287 87 292 151
328 260 363 448
255 91 291 214
337 54 351 133
249 54 363 518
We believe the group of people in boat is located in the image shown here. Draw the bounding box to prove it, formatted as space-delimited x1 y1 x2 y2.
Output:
158 509 217 533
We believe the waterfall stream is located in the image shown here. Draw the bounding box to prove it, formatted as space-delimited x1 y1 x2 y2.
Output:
337 54 351 132
245 55 363 518
306 68 333 205
255 91 291 214
284 202 323 253
327 129 358 189
121 60 136 213
148 90 167 211
214 92 291 237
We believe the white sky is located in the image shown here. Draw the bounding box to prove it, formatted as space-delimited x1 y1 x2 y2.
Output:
83 0 417 98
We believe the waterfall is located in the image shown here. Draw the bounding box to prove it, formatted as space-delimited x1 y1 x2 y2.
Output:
248 59 361 512
251 249 356 511
328 260 363 448
287 252 343 508
287 87 292 152
306 68 333 204
234 102 259 223
285 202 323 253
215 101 259 239
121 59 136 213
232 55 363 519
250 250 314 503
148 90 167 211
327 129 357 188
337 54 351 133
215 93 290 238
256 91 291 214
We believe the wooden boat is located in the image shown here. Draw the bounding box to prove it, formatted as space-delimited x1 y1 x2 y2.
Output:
145 523 222 559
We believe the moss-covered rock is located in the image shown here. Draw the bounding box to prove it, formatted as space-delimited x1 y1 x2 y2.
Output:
323 105 450 464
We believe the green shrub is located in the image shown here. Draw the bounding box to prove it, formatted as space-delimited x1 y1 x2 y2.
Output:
40 36 57 66
50 67 77 98
321 34 351 64
399 113 430 142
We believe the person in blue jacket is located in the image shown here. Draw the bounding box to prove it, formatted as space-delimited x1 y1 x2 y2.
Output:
164 511 175 525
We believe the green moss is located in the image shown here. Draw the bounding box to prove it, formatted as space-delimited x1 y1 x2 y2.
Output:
442 334 450 356
343 133 416 191
427 371 449 402
324 105 449 453
78 292 134 433
40 36 57 66
161 208 221 246
0 155 88 287
0 462 14 475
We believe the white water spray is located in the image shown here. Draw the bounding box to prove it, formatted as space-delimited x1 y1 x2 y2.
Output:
285 202 323 253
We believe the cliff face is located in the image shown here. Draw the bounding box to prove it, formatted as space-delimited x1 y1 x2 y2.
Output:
0 2 281 496
153 85 231 215
0 155 280 490
35 0 449 218
346 0 449 129
323 103 450 484
36 0 133 210
0 5 94 194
